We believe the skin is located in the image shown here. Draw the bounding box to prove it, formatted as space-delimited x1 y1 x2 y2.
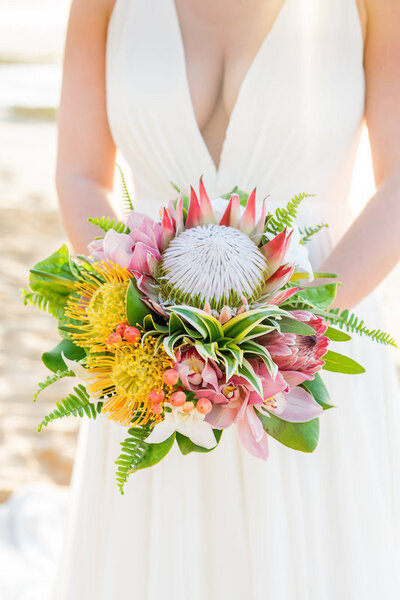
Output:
57 0 400 309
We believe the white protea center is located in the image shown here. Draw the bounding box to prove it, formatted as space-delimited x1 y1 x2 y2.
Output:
158 224 268 309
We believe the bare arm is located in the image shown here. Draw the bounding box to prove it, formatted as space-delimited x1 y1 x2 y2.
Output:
319 0 400 309
56 0 117 254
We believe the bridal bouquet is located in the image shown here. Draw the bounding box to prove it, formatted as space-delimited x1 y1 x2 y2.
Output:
23 177 396 493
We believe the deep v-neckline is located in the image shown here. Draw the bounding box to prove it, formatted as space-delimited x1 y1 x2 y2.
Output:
170 0 290 178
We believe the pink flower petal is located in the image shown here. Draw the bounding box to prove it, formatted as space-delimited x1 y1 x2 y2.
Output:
237 414 270 460
198 176 215 224
276 386 323 423
186 186 201 228
206 403 238 429
240 188 256 234
261 229 292 275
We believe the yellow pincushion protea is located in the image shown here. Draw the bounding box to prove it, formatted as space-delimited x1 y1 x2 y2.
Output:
65 260 132 352
86 336 173 426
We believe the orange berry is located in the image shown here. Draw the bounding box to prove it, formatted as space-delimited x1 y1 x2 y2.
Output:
123 326 141 344
148 389 165 403
106 332 122 346
196 398 212 415
183 401 195 413
151 403 163 415
162 369 179 386
115 322 128 336
170 391 186 407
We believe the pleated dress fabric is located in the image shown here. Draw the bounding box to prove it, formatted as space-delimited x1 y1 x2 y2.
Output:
54 1 400 598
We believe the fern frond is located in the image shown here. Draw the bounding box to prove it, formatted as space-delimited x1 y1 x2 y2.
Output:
300 223 328 244
116 163 134 214
34 369 74 401
115 426 150 495
88 216 129 234
326 309 397 347
21 289 64 319
37 384 103 432
265 193 315 235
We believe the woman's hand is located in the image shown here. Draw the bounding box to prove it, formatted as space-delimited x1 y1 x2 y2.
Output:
319 0 400 309
56 0 117 254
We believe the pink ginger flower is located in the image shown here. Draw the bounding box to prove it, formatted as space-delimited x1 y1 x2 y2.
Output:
261 310 330 387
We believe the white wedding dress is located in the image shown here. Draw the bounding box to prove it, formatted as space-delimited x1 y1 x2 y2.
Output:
54 0 400 598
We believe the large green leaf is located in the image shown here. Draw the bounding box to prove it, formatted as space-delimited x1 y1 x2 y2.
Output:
175 430 222 455
302 373 335 410
133 434 176 473
28 245 76 314
41 338 86 373
296 283 338 310
322 350 365 374
126 279 152 327
257 409 320 452
277 316 315 335
325 326 352 342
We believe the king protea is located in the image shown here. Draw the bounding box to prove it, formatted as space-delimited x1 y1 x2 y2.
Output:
89 178 305 318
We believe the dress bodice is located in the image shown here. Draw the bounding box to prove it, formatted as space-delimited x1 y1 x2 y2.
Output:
106 0 365 239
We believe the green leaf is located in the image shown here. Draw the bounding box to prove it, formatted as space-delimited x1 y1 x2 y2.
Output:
163 332 186 358
41 338 86 373
28 245 76 315
132 434 176 473
88 215 129 234
126 279 152 327
37 384 102 432
322 350 366 374
194 341 219 361
302 373 334 410
325 326 352 342
168 306 224 341
34 369 74 402
142 313 169 334
216 351 238 381
240 340 278 379
296 283 338 310
222 307 288 342
175 429 222 455
257 409 320 452
277 316 315 335
115 427 175 493
237 359 263 398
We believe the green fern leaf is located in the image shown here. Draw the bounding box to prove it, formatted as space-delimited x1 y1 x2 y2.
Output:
326 309 397 347
265 193 315 236
21 289 65 319
116 163 134 214
300 223 328 244
115 427 150 494
88 216 129 234
37 384 103 431
34 369 74 401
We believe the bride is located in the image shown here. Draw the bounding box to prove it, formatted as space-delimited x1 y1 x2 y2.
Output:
54 0 400 598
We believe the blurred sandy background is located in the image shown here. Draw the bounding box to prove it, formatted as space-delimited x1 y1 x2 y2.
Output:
0 0 399 504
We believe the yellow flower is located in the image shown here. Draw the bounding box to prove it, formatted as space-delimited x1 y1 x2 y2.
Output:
65 260 132 352
86 336 173 426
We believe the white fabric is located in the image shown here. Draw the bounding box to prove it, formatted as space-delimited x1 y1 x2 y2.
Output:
0 485 68 600
53 0 400 598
